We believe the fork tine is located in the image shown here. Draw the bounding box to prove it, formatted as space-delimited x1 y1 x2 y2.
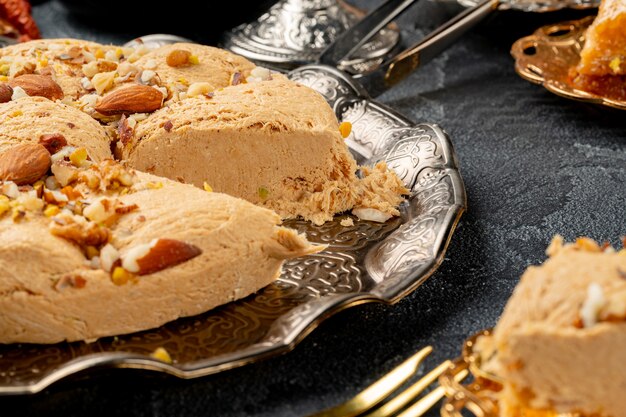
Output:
364 360 454 417
395 367 470 417
309 346 434 417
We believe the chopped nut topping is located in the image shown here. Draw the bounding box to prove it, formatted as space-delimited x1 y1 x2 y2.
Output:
139 69 156 84
100 243 121 273
43 188 68 205
187 82 214 98
49 212 110 248
83 197 137 225
352 207 392 223
50 161 78 186
69 148 89 167
54 274 87 291
10 86 28 100
117 62 139 77
247 66 272 83
91 70 116 95
118 114 134 145
580 283 606 328
258 187 269 200
340 217 354 227
1 181 19 199
143 58 158 70
60 185 83 201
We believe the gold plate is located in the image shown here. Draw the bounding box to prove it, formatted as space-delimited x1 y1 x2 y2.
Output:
440 329 581 417
511 16 626 111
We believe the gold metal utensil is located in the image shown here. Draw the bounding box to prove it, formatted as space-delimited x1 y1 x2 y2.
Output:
309 346 469 417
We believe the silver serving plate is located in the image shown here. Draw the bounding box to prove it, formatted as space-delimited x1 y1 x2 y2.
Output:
221 0 400 72
0 65 465 395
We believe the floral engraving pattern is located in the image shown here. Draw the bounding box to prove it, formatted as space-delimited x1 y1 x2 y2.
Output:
222 0 398 68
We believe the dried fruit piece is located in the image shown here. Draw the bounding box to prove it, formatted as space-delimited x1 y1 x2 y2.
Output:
123 238 201 275
230 72 245 86
118 114 134 145
166 49 191 67
111 266 134 285
9 74 63 101
0 144 51 185
0 84 13 103
69 148 88 167
0 0 41 41
95 84 163 115
150 347 172 363
39 133 68 154
339 121 352 138
43 204 60 217
163 120 173 132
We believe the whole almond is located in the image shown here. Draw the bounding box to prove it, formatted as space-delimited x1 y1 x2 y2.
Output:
0 143 51 185
9 74 64 101
166 49 191 68
39 133 68 154
136 239 201 275
0 84 13 103
95 85 164 116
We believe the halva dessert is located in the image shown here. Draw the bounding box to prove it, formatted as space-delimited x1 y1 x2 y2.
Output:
572 0 626 100
0 39 407 225
481 236 626 417
0 141 320 344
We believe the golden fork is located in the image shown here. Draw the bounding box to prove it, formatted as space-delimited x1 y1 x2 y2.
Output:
309 346 469 417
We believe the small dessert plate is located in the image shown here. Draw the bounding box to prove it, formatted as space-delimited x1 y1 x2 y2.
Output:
511 17 626 111
439 329 581 417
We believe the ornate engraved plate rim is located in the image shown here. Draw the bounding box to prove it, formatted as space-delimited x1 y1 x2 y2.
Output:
0 65 466 395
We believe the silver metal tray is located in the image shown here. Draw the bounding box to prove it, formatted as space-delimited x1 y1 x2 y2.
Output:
0 65 466 395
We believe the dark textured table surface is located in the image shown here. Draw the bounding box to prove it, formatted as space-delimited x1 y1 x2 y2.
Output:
5 1 626 416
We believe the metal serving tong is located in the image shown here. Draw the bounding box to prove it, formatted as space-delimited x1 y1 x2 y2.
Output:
314 0 499 97
312 0 599 97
